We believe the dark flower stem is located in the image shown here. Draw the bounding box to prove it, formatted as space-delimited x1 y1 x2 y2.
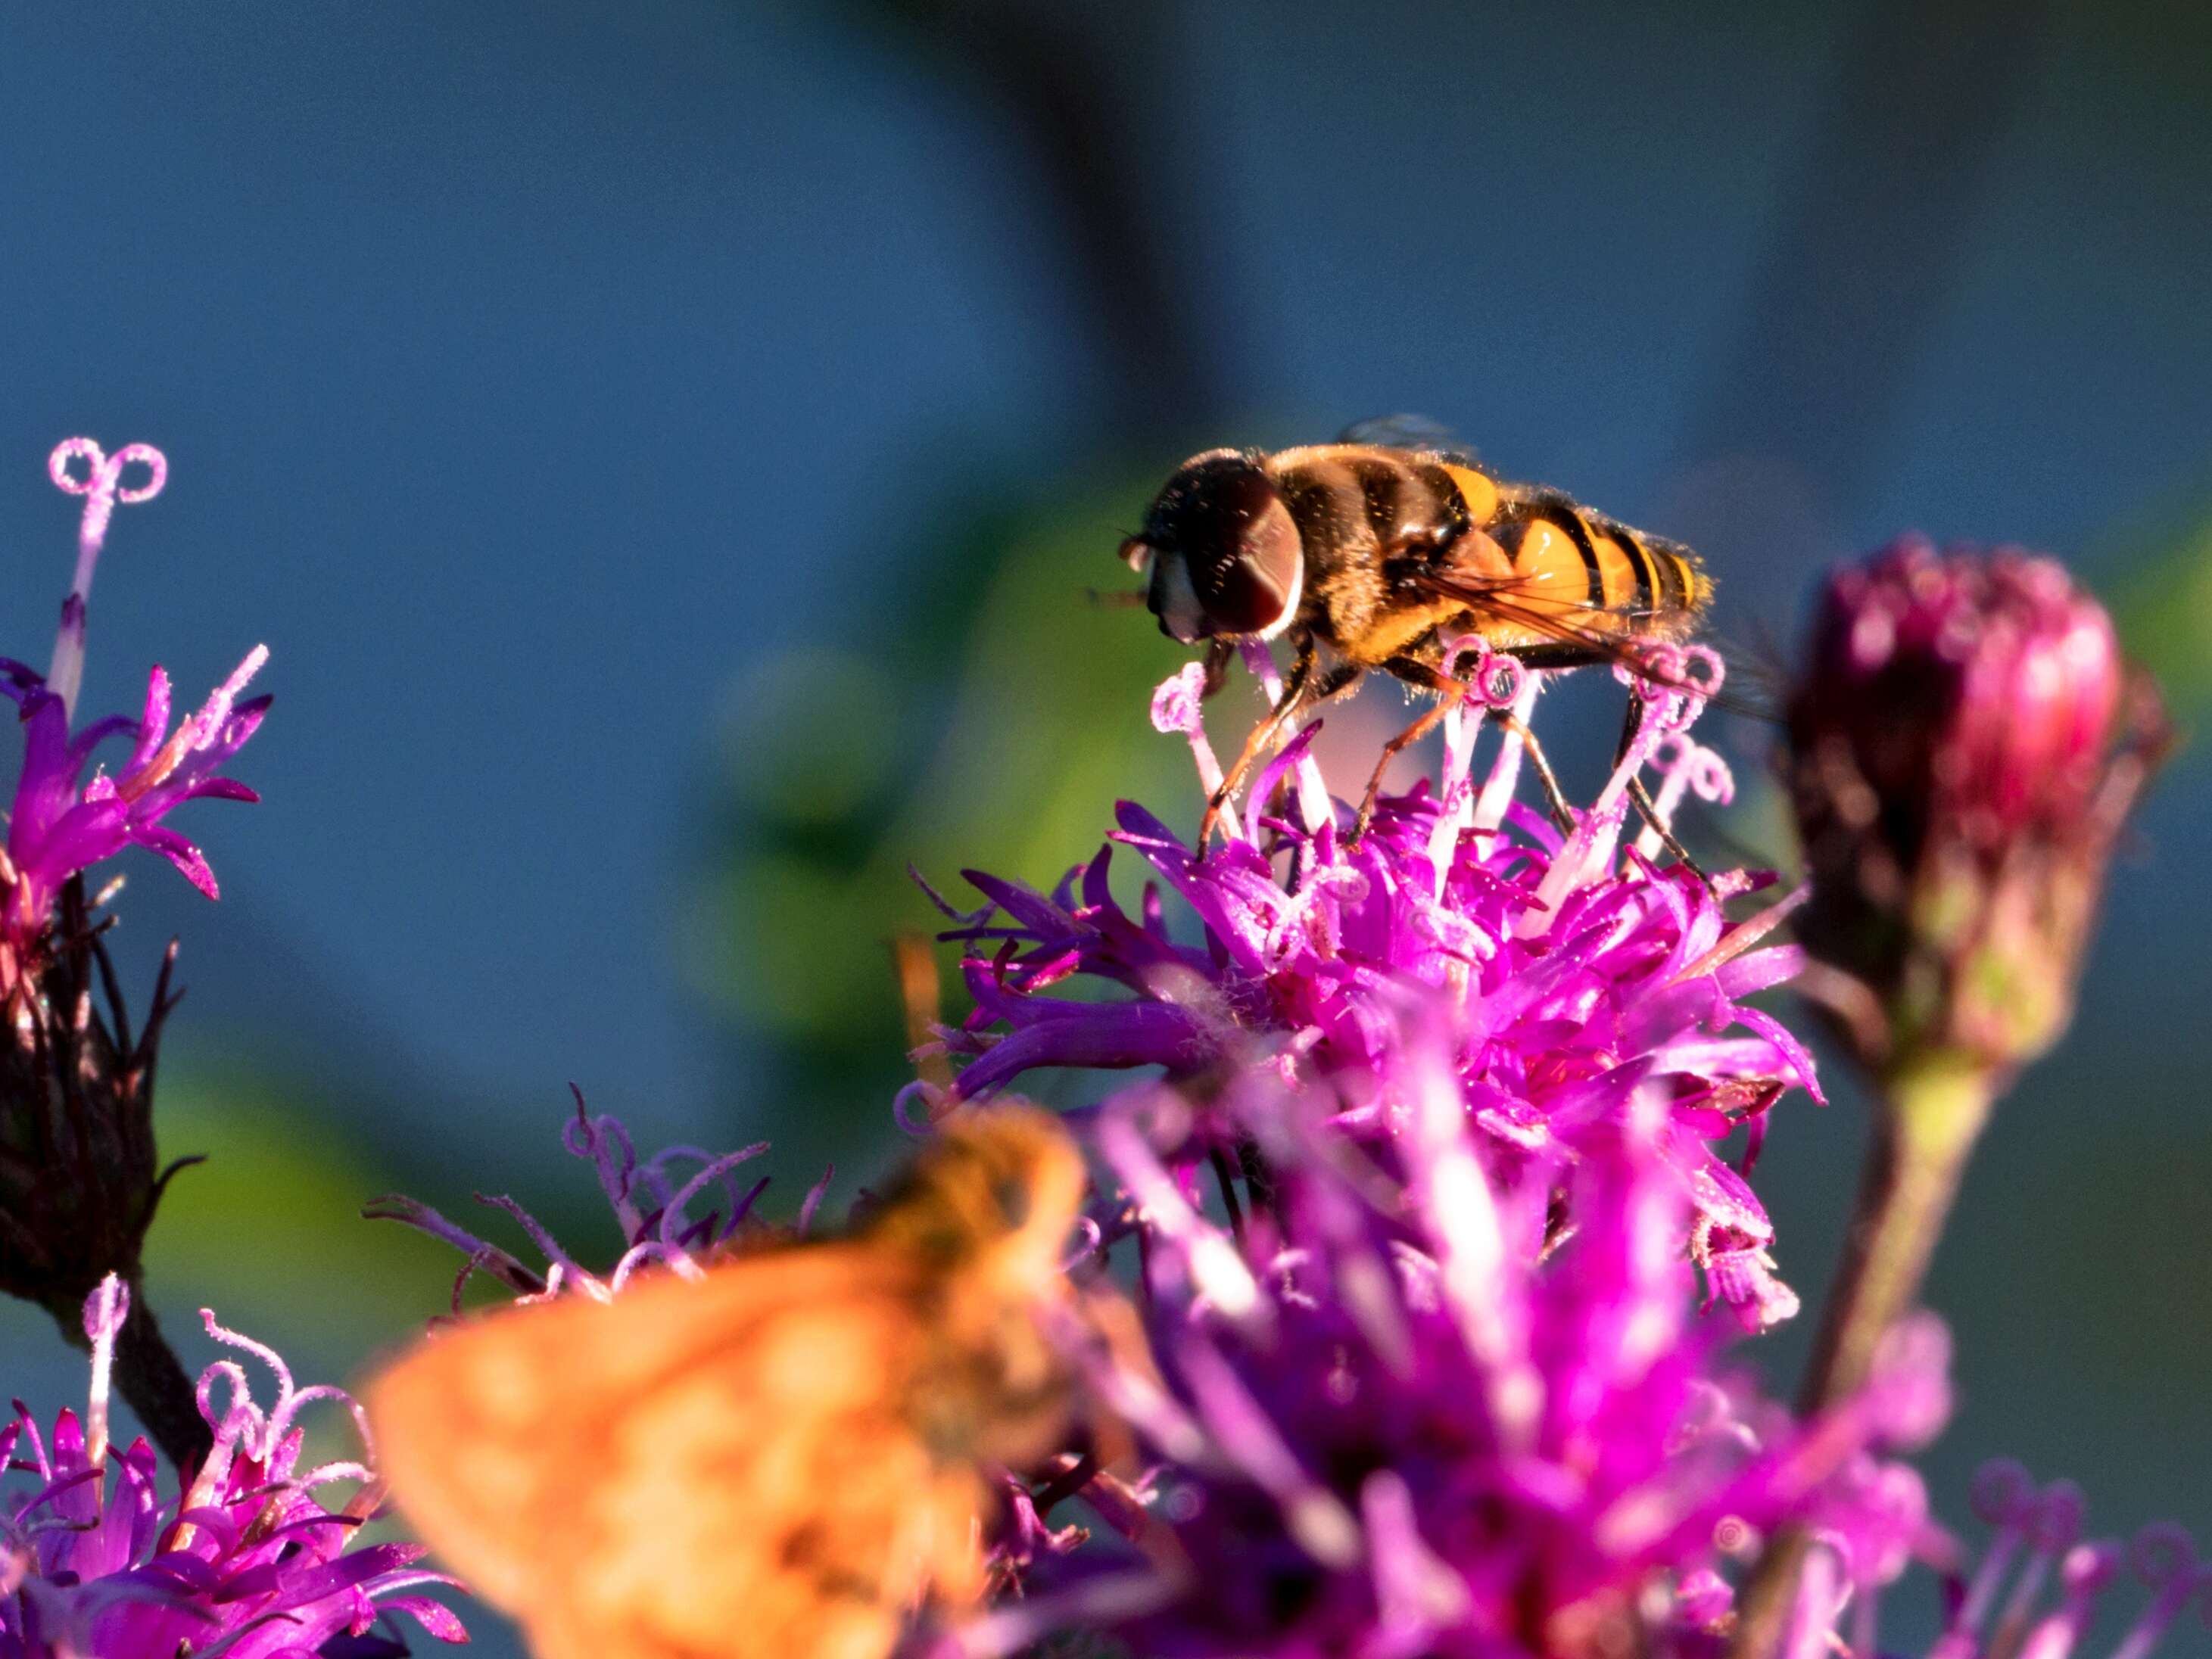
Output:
1731 1052 1993 1657
46 1274 213 1475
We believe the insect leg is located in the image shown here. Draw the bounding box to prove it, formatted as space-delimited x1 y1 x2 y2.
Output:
1484 708 1577 833
1627 774 1712 888
1304 660 1365 710
1086 587 1151 609
1611 688 1644 767
1198 636 1316 850
1029 1450 1102 1515
1278 664 1363 882
1615 689 1714 889
1351 658 1471 845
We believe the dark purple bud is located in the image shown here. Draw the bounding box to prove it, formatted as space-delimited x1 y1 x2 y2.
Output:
1786 537 2167 1075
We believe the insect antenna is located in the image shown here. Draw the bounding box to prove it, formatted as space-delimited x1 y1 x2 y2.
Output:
891 931 954 1094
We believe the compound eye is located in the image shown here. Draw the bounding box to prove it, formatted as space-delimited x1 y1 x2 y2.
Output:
1192 485 1302 637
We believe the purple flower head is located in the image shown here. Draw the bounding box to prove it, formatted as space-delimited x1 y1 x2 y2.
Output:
931 640 1820 1330
363 1085 825 1312
1 1276 466 1657
1784 539 2164 1075
975 1062 1944 1659
1 440 269 974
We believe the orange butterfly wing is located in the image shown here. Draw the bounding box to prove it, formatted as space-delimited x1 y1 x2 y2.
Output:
367 1247 976 1659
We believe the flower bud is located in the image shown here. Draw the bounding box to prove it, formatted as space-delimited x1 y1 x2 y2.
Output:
0 900 173 1310
1785 537 2165 1077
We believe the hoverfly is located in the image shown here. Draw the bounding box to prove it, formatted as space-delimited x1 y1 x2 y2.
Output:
1119 420 1713 851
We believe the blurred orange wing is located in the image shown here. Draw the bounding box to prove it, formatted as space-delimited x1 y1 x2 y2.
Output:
367 1247 977 1659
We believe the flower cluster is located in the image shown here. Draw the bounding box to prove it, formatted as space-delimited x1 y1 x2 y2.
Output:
912 620 2194 1659
1 1277 464 1658
981 1064 1948 1659
935 643 1817 1331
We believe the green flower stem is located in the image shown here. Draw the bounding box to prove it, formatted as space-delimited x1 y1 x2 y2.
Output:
1796 1052 1992 1413
1729 1052 1994 1658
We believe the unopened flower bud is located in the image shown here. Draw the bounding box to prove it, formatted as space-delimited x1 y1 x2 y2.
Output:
1785 537 2165 1077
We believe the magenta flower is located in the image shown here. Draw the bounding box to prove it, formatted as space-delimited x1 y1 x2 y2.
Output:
0 440 269 976
931 642 1819 1329
1 1278 466 1657
949 1060 2201 1659
970 1062 1946 1659
1 440 272 1474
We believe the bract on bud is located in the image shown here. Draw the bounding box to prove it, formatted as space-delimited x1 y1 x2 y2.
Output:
1786 537 2164 1077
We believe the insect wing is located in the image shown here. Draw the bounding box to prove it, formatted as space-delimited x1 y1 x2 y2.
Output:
1406 565 1772 720
1334 413 1480 464
368 1245 963 1659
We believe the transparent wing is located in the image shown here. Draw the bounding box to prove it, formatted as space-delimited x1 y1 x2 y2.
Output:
1335 413 1481 465
1404 568 1777 721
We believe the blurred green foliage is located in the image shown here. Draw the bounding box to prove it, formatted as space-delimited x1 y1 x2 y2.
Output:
141 1068 484 1366
130 1063 627 1382
698 466 1198 1175
2111 490 2212 749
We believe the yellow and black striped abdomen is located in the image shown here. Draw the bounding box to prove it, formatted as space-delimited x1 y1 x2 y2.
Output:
1254 444 1709 668
1488 490 1709 647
